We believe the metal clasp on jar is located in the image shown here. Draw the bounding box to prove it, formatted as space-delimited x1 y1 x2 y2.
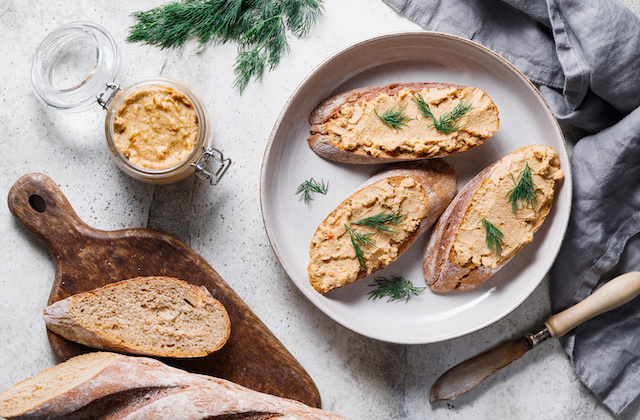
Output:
97 83 121 110
192 147 231 185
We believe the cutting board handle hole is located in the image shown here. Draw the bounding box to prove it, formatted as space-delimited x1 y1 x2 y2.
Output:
28 194 47 213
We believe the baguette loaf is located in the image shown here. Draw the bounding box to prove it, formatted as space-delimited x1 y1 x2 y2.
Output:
309 160 456 294
423 145 564 292
0 352 348 419
43 276 231 358
307 83 499 164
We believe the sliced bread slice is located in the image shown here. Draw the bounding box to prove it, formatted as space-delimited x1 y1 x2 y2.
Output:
43 276 231 358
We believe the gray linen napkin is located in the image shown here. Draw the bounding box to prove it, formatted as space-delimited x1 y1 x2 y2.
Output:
382 0 640 414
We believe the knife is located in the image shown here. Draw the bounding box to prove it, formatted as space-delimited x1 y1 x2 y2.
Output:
430 271 640 403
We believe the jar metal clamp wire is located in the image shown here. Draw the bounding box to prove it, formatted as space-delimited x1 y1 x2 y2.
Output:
193 147 231 186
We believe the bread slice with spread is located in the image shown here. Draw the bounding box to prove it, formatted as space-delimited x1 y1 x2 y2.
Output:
309 159 457 294
423 145 564 292
307 82 499 164
43 276 231 358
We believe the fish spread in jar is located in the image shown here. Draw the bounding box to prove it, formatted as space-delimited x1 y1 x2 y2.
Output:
112 85 199 170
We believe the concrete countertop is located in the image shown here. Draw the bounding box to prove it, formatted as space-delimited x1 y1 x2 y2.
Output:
1 1 638 419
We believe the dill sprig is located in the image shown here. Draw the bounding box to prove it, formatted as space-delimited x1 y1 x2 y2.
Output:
506 162 540 214
127 0 324 92
367 276 426 303
411 93 473 134
352 210 407 233
375 106 412 130
296 178 328 204
480 218 505 257
345 224 374 270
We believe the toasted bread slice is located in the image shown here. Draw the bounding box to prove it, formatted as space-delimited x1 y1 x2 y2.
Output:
308 82 499 164
309 159 456 294
423 145 563 292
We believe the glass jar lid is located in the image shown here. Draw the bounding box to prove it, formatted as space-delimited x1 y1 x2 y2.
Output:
31 22 120 113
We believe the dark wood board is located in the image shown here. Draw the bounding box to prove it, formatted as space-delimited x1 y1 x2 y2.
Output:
7 173 321 408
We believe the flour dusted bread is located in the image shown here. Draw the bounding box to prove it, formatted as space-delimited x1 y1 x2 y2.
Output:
309 159 456 294
0 352 348 419
43 276 230 358
423 145 564 292
307 82 499 164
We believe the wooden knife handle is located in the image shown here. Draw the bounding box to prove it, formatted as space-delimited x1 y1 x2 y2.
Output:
545 272 640 338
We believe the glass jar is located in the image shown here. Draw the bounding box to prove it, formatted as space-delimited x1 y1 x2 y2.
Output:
31 21 230 185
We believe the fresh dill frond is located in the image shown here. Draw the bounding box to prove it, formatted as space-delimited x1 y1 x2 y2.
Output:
296 178 328 204
345 224 375 247
367 276 425 303
480 218 505 257
506 162 540 214
412 92 437 120
352 210 407 233
375 106 412 130
438 100 473 133
412 93 473 134
345 224 374 270
127 0 324 92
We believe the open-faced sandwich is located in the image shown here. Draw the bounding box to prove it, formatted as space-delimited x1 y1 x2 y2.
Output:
423 145 564 292
309 159 457 294
307 82 499 164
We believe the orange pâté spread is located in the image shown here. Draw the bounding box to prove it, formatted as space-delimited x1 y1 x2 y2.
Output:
113 86 199 170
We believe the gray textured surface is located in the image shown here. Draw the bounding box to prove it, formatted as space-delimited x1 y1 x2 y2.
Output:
0 0 639 419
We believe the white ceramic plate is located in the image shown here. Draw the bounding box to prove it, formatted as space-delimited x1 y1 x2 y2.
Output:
260 32 572 344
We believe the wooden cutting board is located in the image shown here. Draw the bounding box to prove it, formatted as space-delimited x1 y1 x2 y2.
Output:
7 173 321 408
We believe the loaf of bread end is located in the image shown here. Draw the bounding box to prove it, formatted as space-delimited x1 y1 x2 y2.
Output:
422 145 564 292
309 159 456 294
0 352 349 420
307 82 499 164
43 276 231 358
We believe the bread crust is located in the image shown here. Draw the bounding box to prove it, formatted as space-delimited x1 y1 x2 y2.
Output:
0 352 348 420
43 277 231 358
309 159 456 293
423 146 561 292
307 82 496 164
422 163 498 292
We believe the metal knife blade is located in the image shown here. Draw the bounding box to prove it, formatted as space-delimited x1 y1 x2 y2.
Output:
429 330 548 403
430 272 640 404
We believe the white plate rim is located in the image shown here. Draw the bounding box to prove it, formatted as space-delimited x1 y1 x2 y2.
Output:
260 31 572 344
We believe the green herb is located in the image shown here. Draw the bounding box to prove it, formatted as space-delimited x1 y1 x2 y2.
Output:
480 218 505 257
296 178 328 204
367 276 425 303
345 224 374 270
352 210 407 233
127 0 324 92
375 106 412 130
506 162 540 214
412 93 473 133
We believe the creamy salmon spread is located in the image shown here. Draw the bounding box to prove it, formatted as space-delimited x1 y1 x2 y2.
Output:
113 86 199 170
452 145 564 269
308 177 428 294
322 86 499 158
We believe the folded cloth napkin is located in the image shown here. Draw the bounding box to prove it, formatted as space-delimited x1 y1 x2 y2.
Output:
382 0 640 414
